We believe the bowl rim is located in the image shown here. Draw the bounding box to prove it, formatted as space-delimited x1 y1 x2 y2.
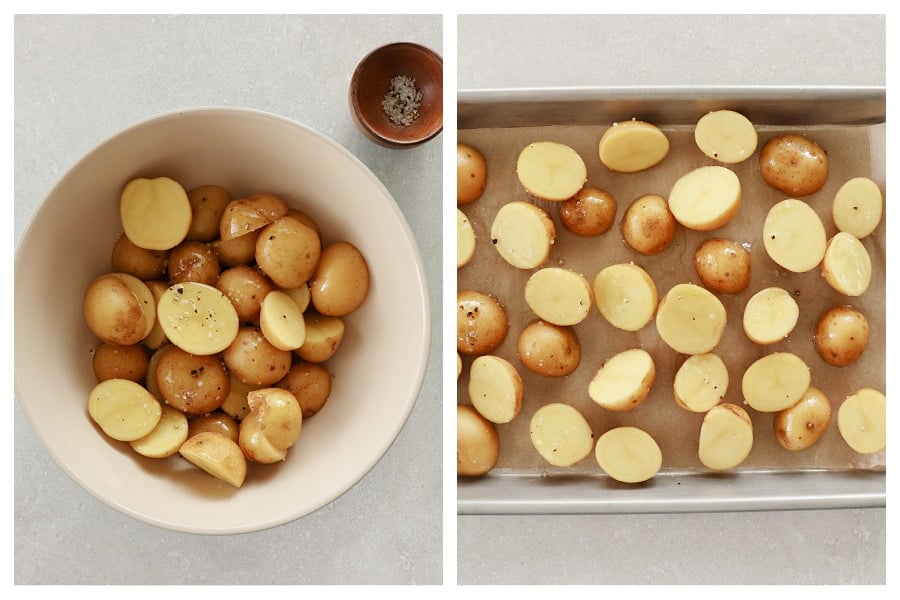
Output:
14 105 432 534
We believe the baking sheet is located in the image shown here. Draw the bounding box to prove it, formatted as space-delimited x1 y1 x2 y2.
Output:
457 88 885 512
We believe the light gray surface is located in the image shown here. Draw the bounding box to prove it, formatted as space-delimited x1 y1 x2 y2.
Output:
457 13 886 585
14 14 442 585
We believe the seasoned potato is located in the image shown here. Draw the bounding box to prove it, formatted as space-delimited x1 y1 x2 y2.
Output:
120 176 192 251
593 263 658 332
529 403 594 467
223 326 292 386
219 192 288 241
517 320 581 377
92 342 149 383
457 209 476 268
774 387 831 451
259 289 306 351
457 289 509 356
693 238 751 294
524 267 593 326
88 378 162 442
83 273 154 346
598 119 669 173
309 241 370 316
668 165 741 231
490 201 556 269
457 404 499 476
142 280 171 350
622 194 676 255
155 346 231 415
559 187 617 237
741 352 810 412
763 198 827 273
179 431 247 488
457 142 488 205
284 208 323 242
188 411 240 443
282 282 311 314
673 353 728 413
276 361 333 418
655 283 726 355
256 216 322 289
167 241 221 285
185 184 231 242
468 355 523 424
694 109 758 164
144 344 173 401
110 233 169 280
156 281 240 356
742 287 799 345
814 305 870 367
820 232 872 297
294 312 345 363
239 387 303 464
698 403 753 471
220 373 255 421
211 229 260 267
595 426 662 483
516 141 587 201
131 405 189 458
832 176 883 239
588 348 655 412
837 388 886 454
759 133 829 196
215 265 276 323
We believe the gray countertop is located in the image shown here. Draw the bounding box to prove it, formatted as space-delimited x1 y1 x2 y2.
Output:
14 14 442 585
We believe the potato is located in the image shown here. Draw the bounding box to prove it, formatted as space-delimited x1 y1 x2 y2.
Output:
156 281 240 356
211 229 260 267
239 387 303 464
220 373 255 421
759 133 828 196
219 192 288 241
457 404 499 476
223 326 292 386
188 411 240 443
774 387 831 451
741 352 811 412
820 232 872 297
529 403 594 467
814 305 870 367
763 199 827 273
457 209 476 268
698 403 753 471
694 109 758 164
655 283 726 355
832 176 883 239
276 361 333 418
309 241 370 316
588 348 655 412
673 353 728 413
668 165 741 231
145 344 173 401
92 342 149 383
294 312 345 363
742 287 799 345
110 233 169 280
130 405 189 458
595 427 662 483
185 184 231 242
457 142 488 205
120 176 192 251
516 141 587 201
155 346 231 415
490 201 556 269
693 238 751 294
259 289 306 351
592 263 658 332
88 378 162 442
83 273 154 346
166 240 221 286
559 187 617 237
468 355 523 424
256 216 322 289
282 282 311 314
598 119 669 173
284 208 323 242
142 280 171 350
457 289 509 356
622 194 676 255
179 431 247 488
215 265 276 323
524 267 593 326
837 388 886 454
517 320 581 377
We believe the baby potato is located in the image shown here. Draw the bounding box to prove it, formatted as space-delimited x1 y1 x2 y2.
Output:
110 233 169 280
742 352 810 412
742 287 799 345
694 109 758 164
517 320 581 377
223 326 292 386
559 187 617 237
820 232 872 297
588 348 655 412
256 216 322 289
457 289 509 356
276 361 333 418
668 165 741 231
88 378 162 442
529 403 594 467
595 426 662 484
763 198 827 273
180 431 247 488
832 176 883 239
259 290 306 351
219 192 288 241
655 283 726 355
156 282 240 356
524 267 593 326
593 263 658 332
622 194 676 255
92 342 149 383
239 387 303 464
490 201 556 270
220 373 255 421
457 142 488 205
814 305 870 367
516 141 587 201
774 387 831 451
457 209 476 268
837 388 886 454
120 176 192 251
215 265 276 323
759 133 829 196
698 403 753 471
457 404 499 476
167 241 221 285
468 355 523 424
294 312 345 363
83 273 154 346
598 119 670 173
185 184 231 242
145 344 173 401
693 238 751 294
211 229 260 267
131 405 190 458
309 241 370 317
188 411 240 443
673 353 728 413
284 208 323 242
155 346 231 415
142 280 171 350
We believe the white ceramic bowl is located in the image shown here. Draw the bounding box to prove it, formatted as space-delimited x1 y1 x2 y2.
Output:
14 107 430 534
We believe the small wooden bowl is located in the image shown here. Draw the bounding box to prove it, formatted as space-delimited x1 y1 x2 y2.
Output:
349 42 443 148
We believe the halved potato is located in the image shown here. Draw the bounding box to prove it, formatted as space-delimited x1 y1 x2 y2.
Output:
457 209 476 268
588 348 655 412
655 283 726 355
832 176 883 239
668 166 741 231
593 263 658 332
529 403 593 467
259 290 306 351
120 176 192 251
524 267 593 326
457 405 500 476
468 355 523 424
516 141 587 201
156 282 240 356
763 198 826 273
595 426 662 483
490 201 556 269
598 119 669 173
741 352 811 412
219 193 288 241
694 109 757 164
837 388 886 454
130 405 189 458
88 378 162 442
774 387 831 451
673 353 728 413
821 232 872 297
742 287 799 345
180 431 247 488
698 403 753 471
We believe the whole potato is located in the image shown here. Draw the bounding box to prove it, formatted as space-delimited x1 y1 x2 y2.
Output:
622 194 676 255
559 187 617 237
110 233 169 280
457 290 509 356
83 273 152 346
774 387 831 451
155 346 231 415
215 265 275 323
309 241 370 316
517 319 581 377
815 305 870 367
276 361 333 418
223 326 292 385
759 133 828 196
457 143 488 205
92 342 149 383
167 241 221 285
457 404 499 476
694 238 751 294
256 216 322 289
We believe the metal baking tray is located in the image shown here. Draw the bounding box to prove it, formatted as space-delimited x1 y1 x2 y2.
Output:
457 86 885 514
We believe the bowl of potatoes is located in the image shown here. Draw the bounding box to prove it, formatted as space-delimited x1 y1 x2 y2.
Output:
14 107 430 533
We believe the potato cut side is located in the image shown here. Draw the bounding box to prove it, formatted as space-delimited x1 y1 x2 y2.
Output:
832 177 883 239
468 355 523 424
821 232 872 297
673 353 728 413
179 432 247 488
156 282 240 355
457 208 476 268
698 403 753 471
516 141 587 201
694 110 758 164
668 165 741 231
763 198 826 273
837 388 886 454
130 405 189 458
595 426 663 483
490 201 556 269
259 290 306 351
219 193 288 241
655 283 726 355
741 352 811 412
282 283 311 313
529 403 594 467
742 287 799 345
88 378 162 442
598 120 670 173
588 348 656 412
221 373 255 421
120 177 192 251
524 267 593 326
593 263 658 332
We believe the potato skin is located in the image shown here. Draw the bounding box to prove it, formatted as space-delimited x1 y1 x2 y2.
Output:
185 185 231 242
83 273 149 346
92 342 149 383
215 265 275 323
111 233 169 280
774 387 831 451
622 194 675 255
457 143 488 205
694 238 751 294
223 326 292 385
309 241 370 316
167 241 221 285
814 305 870 367
457 405 499 476
517 320 581 377
559 187 617 237
759 133 828 196
155 346 231 415
457 290 509 356
276 361 333 418
255 217 321 289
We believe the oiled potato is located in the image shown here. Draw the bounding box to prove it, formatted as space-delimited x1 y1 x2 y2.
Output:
188 411 240 443
179 431 247 488
814 305 870 367
142 280 171 350
156 281 240 356
490 201 556 269
92 342 149 383
457 209 476 268
832 177 883 239
167 240 221 285
516 141 587 201
219 192 288 241
524 267 593 326
668 165 741 231
622 194 676 255
742 352 811 412
276 361 333 418
83 273 154 346
698 403 753 471
742 287 799 345
595 426 662 483
457 142 488 205
88 378 162 442
120 176 192 251
694 109 758 164
529 403 594 467
309 241 370 316
223 326 292 386
215 265 276 323
759 133 828 196
774 387 831 451
284 208 322 242
239 387 303 464
763 199 827 273
457 405 499 476
837 388 886 454
220 373 255 421
256 216 322 289
598 119 669 173
588 348 655 412
820 232 872 297
211 229 260 267
655 283 726 355
673 353 728 413
185 184 231 242
155 346 231 415
144 344 173 401
110 233 169 280
694 238 751 294
517 320 581 377
294 312 345 363
559 187 617 237
131 405 189 458
259 289 306 351
457 290 509 356
468 355 523 424
593 263 658 332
